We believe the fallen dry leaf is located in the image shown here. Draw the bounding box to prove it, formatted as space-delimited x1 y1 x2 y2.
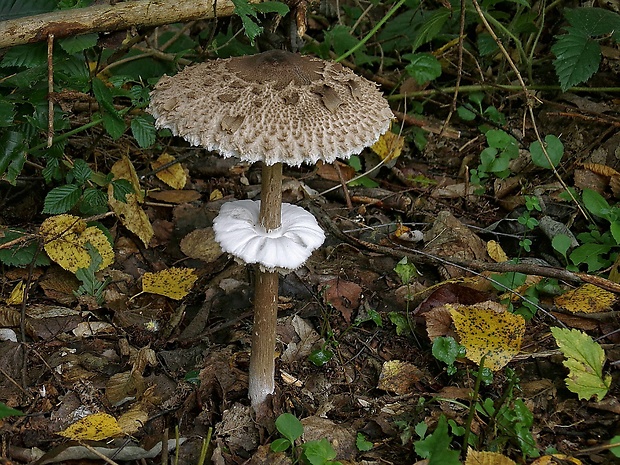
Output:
554 284 617 313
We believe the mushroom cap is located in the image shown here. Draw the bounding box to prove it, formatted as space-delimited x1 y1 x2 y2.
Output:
148 50 393 167
212 200 325 271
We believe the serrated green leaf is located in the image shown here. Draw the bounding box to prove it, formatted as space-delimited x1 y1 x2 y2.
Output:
326 25 363 57
131 114 156 148
102 111 126 140
551 327 611 400
70 159 93 184
254 1 289 15
565 7 620 37
0 131 26 180
411 8 450 52
552 27 601 91
530 135 564 169
231 0 262 43
414 416 461 465
111 179 134 203
405 53 442 85
0 43 47 68
0 230 50 267
43 184 82 214
0 101 15 127
81 187 109 215
58 33 99 54
92 78 126 139
0 0 55 21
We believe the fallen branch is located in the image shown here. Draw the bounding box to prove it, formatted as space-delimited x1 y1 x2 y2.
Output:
0 0 265 49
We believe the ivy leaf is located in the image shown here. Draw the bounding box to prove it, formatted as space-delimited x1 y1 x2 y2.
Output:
552 27 601 91
414 416 461 465
43 184 82 214
551 327 611 400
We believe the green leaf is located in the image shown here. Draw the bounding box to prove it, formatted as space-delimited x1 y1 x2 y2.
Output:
405 53 442 85
551 234 572 260
270 438 291 453
0 230 50 267
530 135 564 169
611 222 620 245
0 101 15 127
0 402 24 419
81 187 109 216
411 8 451 52
582 189 611 219
394 257 418 284
457 105 476 121
0 43 47 68
388 312 410 336
42 184 82 214
254 1 289 15
0 131 26 179
231 0 263 44
486 129 518 157
275 413 304 444
552 27 601 91
309 347 334 366
570 242 612 271
325 25 363 58
131 114 156 148
110 179 134 203
414 416 461 465
356 433 373 451
59 33 99 54
92 78 126 139
301 438 338 465
70 159 93 184
610 435 620 457
551 327 611 400
564 7 620 38
102 111 126 140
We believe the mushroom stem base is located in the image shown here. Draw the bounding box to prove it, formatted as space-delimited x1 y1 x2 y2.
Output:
248 268 279 409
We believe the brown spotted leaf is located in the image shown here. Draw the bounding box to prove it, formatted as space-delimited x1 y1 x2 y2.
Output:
554 284 616 313
450 301 525 371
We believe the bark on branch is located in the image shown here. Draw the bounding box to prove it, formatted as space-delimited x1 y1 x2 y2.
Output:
0 0 264 49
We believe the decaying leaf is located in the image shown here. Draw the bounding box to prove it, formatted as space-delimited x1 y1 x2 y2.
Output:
530 454 582 465
371 130 404 162
40 215 114 273
151 153 187 190
106 370 146 406
450 302 525 371
487 240 508 262
377 360 423 395
58 412 122 441
118 408 149 435
465 448 516 465
141 267 197 300
108 157 154 247
148 189 201 204
581 162 620 178
180 228 223 263
320 278 362 323
554 284 616 313
6 281 25 305
551 327 611 401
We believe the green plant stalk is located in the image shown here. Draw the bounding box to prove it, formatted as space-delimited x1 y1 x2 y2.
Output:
196 427 213 465
462 356 487 454
525 0 546 76
29 116 103 154
335 0 408 63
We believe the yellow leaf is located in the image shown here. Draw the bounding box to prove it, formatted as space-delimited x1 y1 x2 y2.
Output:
487 240 508 262
152 153 187 190
40 215 114 273
450 301 525 371
581 162 620 178
554 284 617 313
371 130 404 162
142 267 197 300
209 189 223 201
58 412 122 441
108 157 154 247
530 454 582 465
7 281 25 305
466 448 517 465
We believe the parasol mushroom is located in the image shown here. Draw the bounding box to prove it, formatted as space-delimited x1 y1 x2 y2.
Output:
148 50 393 414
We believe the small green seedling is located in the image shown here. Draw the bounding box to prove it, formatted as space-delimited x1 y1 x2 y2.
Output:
271 413 343 465
432 336 466 375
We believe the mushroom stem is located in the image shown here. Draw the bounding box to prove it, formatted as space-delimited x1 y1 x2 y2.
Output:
249 162 283 411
